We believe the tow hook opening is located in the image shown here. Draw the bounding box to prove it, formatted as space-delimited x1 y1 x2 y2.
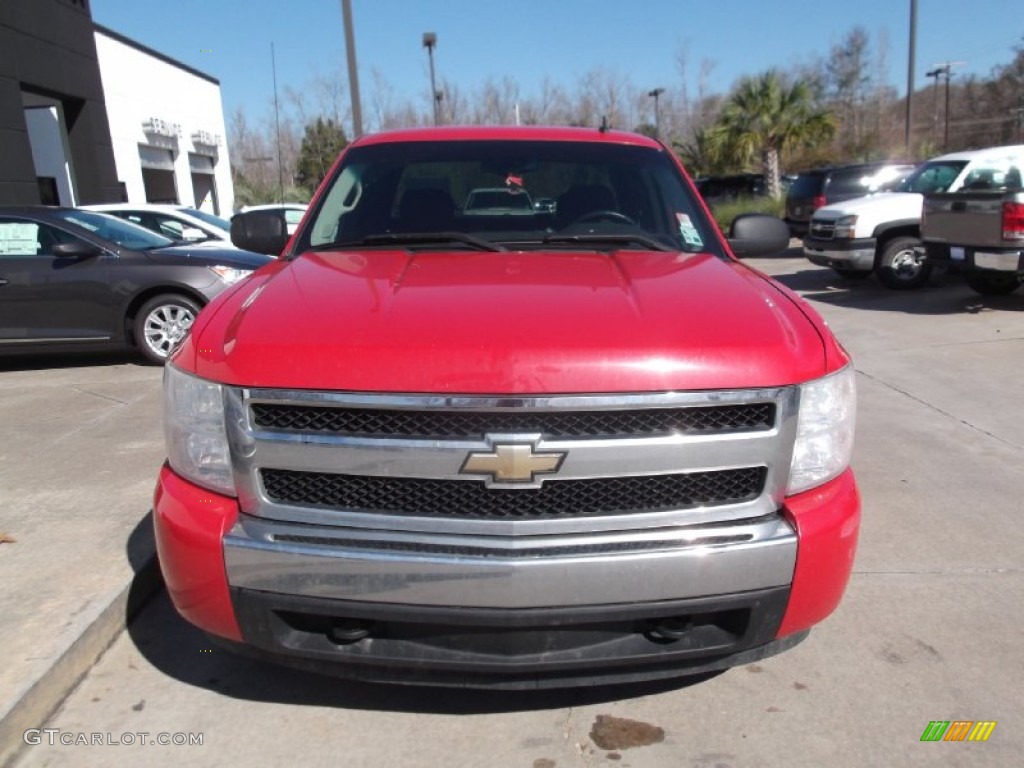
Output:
643 609 748 645
328 619 374 645
276 611 375 645
646 616 695 642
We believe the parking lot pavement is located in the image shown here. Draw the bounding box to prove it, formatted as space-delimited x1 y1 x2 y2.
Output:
0 353 165 766
7 257 1024 767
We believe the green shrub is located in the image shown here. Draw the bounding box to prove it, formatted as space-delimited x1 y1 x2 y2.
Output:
708 196 785 233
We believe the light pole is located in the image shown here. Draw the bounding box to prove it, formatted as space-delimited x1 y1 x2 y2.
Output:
648 87 665 139
341 0 364 137
925 67 943 145
926 63 958 150
422 32 440 125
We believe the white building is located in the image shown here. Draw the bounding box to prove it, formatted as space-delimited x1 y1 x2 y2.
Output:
94 24 234 215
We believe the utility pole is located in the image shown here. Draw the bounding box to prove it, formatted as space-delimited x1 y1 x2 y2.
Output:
648 88 665 139
341 0 364 137
905 0 916 153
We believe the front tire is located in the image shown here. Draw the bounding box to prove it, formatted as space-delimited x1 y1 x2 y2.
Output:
964 272 1021 295
877 236 931 290
134 294 201 365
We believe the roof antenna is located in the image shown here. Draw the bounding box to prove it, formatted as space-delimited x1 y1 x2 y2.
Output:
599 115 609 133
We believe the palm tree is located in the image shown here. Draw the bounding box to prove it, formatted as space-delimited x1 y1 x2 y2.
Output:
708 70 835 199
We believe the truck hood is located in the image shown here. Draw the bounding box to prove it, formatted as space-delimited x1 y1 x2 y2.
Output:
814 191 923 221
190 249 828 393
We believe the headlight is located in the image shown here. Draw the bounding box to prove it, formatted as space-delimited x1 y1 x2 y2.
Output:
209 265 253 284
833 215 858 239
788 365 856 494
163 364 235 495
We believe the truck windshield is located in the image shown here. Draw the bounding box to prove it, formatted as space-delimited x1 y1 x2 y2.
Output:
298 139 720 255
897 161 969 194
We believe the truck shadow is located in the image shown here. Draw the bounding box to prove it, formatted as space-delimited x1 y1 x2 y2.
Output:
125 589 722 713
766 264 1023 315
0 349 142 372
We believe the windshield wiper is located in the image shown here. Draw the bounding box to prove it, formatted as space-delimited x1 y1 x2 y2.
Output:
327 232 506 252
540 233 676 252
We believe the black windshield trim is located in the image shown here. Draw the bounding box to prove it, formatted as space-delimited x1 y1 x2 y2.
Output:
538 233 677 252
324 232 507 252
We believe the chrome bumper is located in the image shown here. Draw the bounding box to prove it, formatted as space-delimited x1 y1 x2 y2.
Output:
804 244 876 271
223 513 797 608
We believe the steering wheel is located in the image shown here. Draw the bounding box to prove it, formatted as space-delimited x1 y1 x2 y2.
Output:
569 210 637 227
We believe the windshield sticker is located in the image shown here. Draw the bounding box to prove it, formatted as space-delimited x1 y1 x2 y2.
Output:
0 222 40 255
676 213 704 247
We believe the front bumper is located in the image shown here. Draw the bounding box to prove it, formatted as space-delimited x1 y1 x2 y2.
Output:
804 235 877 271
154 465 859 685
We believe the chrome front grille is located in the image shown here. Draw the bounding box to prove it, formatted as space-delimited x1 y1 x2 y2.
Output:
809 219 835 240
225 388 800 536
260 466 767 520
250 402 776 439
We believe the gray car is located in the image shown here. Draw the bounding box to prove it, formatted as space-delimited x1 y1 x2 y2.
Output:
0 207 273 364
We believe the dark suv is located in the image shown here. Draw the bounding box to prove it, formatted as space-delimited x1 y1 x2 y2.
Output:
785 163 914 236
694 173 766 205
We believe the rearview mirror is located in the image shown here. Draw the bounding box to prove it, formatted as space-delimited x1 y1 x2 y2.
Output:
231 211 289 256
727 213 791 258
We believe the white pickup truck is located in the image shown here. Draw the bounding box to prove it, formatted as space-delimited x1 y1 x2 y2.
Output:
803 145 1024 289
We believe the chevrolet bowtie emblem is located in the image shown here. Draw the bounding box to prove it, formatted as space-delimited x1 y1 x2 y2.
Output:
461 443 566 484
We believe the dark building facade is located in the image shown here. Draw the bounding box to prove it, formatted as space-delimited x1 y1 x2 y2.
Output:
0 0 120 205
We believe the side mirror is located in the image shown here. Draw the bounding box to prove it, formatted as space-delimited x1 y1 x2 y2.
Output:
727 213 791 258
231 211 289 256
181 227 207 241
52 241 102 258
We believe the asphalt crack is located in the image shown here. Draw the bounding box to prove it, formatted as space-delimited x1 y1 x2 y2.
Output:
70 387 131 406
856 369 1022 450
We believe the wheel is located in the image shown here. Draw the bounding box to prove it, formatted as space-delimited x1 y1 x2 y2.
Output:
964 272 1021 295
876 236 932 290
569 210 638 227
832 267 872 279
133 294 201 364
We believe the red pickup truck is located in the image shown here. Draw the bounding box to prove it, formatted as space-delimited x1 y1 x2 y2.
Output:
154 126 860 688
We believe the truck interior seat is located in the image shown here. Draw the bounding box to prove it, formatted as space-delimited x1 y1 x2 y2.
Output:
396 189 456 231
557 184 618 227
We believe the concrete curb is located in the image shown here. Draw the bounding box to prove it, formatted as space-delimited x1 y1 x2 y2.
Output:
0 552 163 768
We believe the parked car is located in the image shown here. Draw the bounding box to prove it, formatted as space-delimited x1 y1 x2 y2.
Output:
84 203 233 245
236 203 308 235
0 207 272 363
785 163 915 236
463 187 535 215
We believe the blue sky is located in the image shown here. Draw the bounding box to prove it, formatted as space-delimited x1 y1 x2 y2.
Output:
92 0 1023 127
